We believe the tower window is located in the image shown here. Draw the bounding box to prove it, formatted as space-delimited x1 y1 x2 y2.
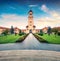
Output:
30 21 32 23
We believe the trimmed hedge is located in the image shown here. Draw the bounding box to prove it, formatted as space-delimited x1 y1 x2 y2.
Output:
33 34 48 43
58 32 60 36
16 34 28 42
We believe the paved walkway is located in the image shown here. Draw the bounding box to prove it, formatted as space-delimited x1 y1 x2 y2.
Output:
0 33 60 51
0 34 60 61
0 50 60 61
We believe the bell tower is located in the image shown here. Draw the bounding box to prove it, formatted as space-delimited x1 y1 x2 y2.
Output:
26 10 36 33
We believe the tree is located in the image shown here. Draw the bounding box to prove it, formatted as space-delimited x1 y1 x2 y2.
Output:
47 27 52 35
10 26 14 34
52 28 58 36
52 27 60 36
19 30 25 36
39 29 43 36
2 29 9 36
58 32 60 36
54 30 58 36
19 30 21 33
19 30 22 36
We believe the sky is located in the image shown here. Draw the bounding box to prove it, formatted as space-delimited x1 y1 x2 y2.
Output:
0 0 60 29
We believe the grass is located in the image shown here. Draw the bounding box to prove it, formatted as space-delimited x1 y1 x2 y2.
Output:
0 34 24 44
37 34 60 44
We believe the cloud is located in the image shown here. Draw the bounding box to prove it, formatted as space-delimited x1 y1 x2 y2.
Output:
40 4 60 20
0 14 60 29
10 6 16 9
50 11 60 19
0 14 28 29
41 4 49 12
36 17 60 29
1 14 27 22
29 5 38 7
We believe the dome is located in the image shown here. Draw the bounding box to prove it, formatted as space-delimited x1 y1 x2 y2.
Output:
29 10 33 13
29 10 32 12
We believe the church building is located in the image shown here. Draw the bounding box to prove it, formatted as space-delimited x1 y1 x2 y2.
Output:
26 10 36 33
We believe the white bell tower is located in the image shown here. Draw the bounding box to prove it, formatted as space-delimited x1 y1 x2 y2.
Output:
26 10 36 33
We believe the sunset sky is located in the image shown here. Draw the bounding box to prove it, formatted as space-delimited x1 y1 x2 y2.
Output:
0 0 60 29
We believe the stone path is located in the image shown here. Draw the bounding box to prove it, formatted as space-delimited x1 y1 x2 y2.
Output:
0 33 60 51
0 50 60 61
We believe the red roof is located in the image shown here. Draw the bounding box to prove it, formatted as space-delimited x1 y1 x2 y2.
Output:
0 26 10 30
14 27 20 30
42 27 48 30
52 27 60 31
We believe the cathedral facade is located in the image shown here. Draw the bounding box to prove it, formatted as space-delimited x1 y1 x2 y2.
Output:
26 10 36 33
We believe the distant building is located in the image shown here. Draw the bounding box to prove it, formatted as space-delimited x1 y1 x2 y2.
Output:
36 29 40 33
42 27 60 34
21 29 26 33
42 27 48 33
0 26 20 34
0 26 10 34
52 27 60 32
14 27 20 34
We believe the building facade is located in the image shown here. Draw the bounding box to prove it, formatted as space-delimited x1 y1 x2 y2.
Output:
26 10 36 33
42 27 48 33
14 27 20 34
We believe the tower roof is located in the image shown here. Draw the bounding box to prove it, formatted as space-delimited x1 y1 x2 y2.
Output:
29 10 33 12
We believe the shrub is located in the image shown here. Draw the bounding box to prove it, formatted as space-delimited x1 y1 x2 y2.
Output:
39 29 43 36
2 29 9 36
19 32 25 36
38 33 43 36
58 32 60 36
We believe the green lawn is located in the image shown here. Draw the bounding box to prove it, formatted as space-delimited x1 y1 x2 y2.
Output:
0 34 24 44
37 34 60 44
